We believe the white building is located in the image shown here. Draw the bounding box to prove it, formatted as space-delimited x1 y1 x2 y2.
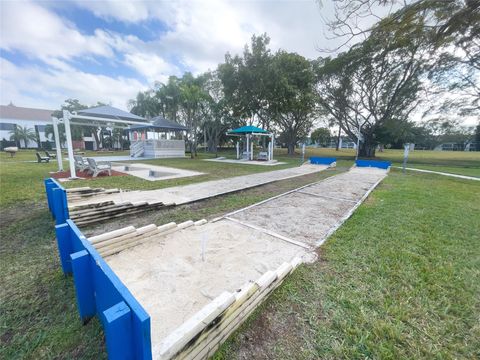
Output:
0 103 54 148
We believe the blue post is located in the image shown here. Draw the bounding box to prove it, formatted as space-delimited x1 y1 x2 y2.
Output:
44 179 54 213
55 223 73 274
52 188 69 224
103 301 133 359
71 250 95 323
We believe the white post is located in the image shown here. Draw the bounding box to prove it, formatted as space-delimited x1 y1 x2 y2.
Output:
250 136 253 160
63 110 77 178
52 117 63 171
246 134 250 160
271 134 275 161
236 141 240 159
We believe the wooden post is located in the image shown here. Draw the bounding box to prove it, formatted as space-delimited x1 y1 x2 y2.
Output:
55 223 73 274
71 250 95 323
103 301 133 360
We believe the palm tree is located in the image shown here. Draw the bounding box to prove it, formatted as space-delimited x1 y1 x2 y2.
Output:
44 123 66 147
9 126 37 148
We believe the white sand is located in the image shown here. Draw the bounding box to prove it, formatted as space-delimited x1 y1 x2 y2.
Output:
105 220 306 347
103 166 388 353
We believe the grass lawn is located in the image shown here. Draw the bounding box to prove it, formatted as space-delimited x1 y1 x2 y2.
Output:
215 170 480 359
0 148 479 359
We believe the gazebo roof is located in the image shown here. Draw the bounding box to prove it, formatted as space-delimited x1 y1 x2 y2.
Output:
228 125 269 134
77 105 147 122
128 115 188 132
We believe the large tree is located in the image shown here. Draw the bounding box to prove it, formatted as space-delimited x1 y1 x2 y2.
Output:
269 51 318 155
316 8 432 157
218 34 273 128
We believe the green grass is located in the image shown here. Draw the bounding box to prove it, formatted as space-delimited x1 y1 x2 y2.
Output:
215 170 480 359
1 147 479 359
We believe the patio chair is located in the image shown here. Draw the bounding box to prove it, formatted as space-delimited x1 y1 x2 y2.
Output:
257 151 268 161
45 151 56 159
36 152 50 163
86 158 112 177
74 155 89 172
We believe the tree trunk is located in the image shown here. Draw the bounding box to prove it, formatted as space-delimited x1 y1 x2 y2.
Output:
359 141 376 158
287 142 295 156
92 129 101 150
336 125 341 151
34 125 41 149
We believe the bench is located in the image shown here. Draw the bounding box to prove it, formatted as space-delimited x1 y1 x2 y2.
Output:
87 158 112 177
74 155 89 172
36 152 50 163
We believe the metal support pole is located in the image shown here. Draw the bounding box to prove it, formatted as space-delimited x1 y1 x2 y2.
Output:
246 134 250 160
63 110 77 178
236 141 240 159
52 117 63 171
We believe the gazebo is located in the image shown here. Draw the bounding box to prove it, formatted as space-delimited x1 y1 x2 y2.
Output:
227 125 275 161
127 116 188 158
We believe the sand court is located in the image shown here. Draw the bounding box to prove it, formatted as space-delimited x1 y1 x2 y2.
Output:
84 166 388 358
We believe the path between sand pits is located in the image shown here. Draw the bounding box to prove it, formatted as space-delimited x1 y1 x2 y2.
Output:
69 164 330 208
103 167 388 352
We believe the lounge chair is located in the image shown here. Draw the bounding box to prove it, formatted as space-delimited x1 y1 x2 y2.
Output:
45 151 56 159
36 152 50 163
86 158 111 177
74 155 89 172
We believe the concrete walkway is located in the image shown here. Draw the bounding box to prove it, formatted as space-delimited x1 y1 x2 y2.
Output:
394 166 480 181
69 164 330 209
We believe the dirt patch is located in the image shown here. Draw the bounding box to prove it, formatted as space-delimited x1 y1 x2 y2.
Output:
0 201 45 228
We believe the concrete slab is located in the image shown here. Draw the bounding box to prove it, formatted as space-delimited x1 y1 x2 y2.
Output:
204 158 287 166
111 163 204 182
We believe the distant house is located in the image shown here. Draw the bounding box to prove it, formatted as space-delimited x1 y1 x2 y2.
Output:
0 103 104 150
0 103 54 148
434 141 479 151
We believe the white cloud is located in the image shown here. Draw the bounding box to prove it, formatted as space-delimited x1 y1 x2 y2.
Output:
0 1 113 61
0 0 403 111
0 58 146 109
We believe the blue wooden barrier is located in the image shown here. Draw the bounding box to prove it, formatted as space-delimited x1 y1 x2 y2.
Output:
56 219 152 359
355 160 391 169
44 178 69 224
310 157 336 165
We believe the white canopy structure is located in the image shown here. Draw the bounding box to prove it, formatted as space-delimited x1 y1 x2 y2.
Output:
52 106 149 178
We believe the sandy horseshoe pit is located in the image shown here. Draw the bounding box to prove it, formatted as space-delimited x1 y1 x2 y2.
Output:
82 166 388 359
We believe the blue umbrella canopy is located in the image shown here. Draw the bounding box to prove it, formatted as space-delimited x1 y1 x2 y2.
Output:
228 125 268 134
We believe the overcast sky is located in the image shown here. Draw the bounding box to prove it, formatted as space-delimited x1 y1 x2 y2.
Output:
1 0 371 111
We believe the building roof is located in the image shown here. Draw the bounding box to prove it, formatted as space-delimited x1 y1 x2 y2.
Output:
77 105 147 122
128 115 188 132
0 104 54 122
228 125 269 134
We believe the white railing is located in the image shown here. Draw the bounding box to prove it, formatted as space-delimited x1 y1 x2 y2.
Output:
130 141 145 157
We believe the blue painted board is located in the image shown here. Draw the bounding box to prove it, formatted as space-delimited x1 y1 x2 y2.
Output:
355 160 391 169
310 157 336 165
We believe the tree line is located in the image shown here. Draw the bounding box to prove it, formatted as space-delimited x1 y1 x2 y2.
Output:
11 1 475 154
128 0 479 156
